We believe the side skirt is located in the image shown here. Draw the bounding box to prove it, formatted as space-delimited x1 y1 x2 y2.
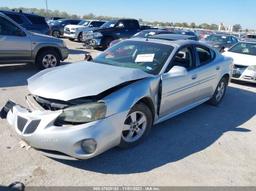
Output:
154 97 210 125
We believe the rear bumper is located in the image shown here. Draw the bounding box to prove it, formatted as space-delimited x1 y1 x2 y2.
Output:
1 101 124 160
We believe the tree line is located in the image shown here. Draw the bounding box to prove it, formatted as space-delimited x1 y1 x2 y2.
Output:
0 7 243 31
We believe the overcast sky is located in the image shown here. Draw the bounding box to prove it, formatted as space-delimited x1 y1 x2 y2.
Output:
1 0 255 29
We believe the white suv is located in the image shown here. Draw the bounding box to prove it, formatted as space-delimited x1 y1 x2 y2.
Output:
64 20 105 42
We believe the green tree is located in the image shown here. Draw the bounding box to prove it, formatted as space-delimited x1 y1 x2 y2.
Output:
233 24 242 32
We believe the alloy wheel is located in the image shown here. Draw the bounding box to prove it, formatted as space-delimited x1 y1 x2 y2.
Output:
42 54 58 68
215 81 225 102
122 111 147 143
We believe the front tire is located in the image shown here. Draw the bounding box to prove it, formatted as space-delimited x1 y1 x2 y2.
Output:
36 50 60 70
119 103 153 148
208 77 228 106
52 30 61 38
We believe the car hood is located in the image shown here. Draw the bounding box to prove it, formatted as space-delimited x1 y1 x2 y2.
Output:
29 32 63 44
66 25 86 29
27 62 152 101
223 51 256 66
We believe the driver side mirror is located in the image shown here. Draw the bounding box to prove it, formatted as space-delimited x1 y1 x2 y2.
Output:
224 47 229 52
84 53 93 61
14 28 26 37
116 23 125 28
164 66 188 78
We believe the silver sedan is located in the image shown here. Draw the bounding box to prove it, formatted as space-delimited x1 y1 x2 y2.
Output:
1 38 233 160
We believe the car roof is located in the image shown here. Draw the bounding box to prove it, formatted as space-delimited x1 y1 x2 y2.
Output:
149 34 194 41
239 39 256 43
129 37 202 48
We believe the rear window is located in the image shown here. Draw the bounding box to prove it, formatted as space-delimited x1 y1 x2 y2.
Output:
26 15 47 25
196 46 215 65
5 13 24 24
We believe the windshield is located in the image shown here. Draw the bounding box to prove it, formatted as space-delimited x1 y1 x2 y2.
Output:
93 40 173 75
229 42 256 56
205 35 227 43
100 20 117 29
78 20 89 26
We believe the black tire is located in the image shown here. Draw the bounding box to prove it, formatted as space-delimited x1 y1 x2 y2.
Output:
119 103 153 148
102 37 113 50
52 30 60 38
69 38 75 41
35 50 60 70
208 77 228 106
77 32 83 42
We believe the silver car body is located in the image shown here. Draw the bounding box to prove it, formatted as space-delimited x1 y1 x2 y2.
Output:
0 13 69 64
5 39 232 160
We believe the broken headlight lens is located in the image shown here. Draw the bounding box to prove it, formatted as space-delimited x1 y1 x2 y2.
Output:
247 65 256 72
57 102 106 124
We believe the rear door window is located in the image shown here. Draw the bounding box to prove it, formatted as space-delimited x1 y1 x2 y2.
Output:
195 46 215 66
26 15 47 25
91 21 104 27
0 16 24 36
5 13 24 24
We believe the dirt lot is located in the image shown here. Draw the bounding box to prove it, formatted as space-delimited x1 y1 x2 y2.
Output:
0 39 256 186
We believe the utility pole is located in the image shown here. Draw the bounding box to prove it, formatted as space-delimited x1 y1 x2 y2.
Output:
45 0 49 17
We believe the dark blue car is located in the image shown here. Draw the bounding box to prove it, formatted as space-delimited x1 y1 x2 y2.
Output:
0 10 50 35
48 19 82 38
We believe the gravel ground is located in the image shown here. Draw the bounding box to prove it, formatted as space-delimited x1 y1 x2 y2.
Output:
0 39 256 187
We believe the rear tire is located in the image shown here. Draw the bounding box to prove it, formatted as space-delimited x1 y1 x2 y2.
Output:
77 32 83 42
119 103 153 148
208 77 228 106
35 50 60 70
102 37 113 50
52 30 61 38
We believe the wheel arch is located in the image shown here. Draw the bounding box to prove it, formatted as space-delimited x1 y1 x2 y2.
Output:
35 46 61 62
135 97 155 122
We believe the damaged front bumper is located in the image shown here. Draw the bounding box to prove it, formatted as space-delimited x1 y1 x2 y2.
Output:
1 100 124 160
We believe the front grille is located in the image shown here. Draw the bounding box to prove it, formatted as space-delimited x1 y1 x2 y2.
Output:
17 116 27 132
232 64 247 78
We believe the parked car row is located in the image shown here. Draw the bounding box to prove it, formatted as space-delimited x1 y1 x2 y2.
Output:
0 12 69 69
1 9 255 85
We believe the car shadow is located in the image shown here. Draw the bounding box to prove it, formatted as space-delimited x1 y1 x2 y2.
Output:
68 49 88 55
0 63 37 88
0 62 74 88
56 86 255 174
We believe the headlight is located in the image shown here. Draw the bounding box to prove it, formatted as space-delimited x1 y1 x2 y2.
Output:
93 32 103 38
247 65 256 72
214 44 220 48
56 102 106 124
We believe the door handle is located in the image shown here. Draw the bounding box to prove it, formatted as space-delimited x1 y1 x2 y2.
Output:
216 66 220 70
191 74 197 80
